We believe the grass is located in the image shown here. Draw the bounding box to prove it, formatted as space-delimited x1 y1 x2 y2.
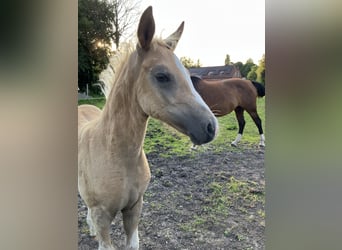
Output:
180 176 265 234
78 98 106 108
78 97 265 156
207 176 264 217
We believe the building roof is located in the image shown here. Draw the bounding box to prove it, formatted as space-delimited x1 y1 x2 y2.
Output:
188 65 241 80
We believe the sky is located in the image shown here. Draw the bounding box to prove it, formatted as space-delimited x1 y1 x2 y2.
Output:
136 0 265 66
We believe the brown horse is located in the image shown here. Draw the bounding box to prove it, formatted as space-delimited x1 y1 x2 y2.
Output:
190 75 265 147
78 7 217 250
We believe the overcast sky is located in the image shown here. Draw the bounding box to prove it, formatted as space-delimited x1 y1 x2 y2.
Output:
138 0 265 66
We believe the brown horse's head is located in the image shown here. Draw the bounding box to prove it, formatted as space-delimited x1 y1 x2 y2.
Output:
132 6 217 145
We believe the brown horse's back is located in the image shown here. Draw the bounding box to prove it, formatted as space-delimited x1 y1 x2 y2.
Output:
222 78 258 108
78 104 102 130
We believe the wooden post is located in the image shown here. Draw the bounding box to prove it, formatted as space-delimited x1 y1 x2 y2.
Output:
86 84 89 99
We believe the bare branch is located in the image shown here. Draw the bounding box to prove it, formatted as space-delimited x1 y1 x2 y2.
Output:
109 0 141 49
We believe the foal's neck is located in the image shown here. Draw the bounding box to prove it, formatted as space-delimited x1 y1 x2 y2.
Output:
99 67 148 155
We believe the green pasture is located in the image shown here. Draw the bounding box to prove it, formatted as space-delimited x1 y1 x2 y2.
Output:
78 97 265 156
78 98 106 108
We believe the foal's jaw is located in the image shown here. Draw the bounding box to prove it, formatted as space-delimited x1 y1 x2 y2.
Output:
165 108 218 145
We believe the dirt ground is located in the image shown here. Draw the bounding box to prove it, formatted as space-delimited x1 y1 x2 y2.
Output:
78 144 265 250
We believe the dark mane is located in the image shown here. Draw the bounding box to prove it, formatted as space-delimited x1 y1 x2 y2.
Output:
190 75 202 87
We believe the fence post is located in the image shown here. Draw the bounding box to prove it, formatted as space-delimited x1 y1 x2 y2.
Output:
86 84 89 99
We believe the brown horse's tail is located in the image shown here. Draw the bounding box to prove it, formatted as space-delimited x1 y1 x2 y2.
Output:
251 81 265 97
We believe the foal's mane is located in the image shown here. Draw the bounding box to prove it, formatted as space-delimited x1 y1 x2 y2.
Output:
98 42 135 99
98 39 169 99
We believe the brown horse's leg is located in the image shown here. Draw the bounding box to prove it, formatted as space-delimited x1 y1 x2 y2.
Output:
122 196 143 250
246 109 265 147
90 206 116 250
231 107 245 147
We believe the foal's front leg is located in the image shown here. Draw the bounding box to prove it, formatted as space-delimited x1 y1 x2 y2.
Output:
122 196 143 250
90 206 116 250
86 207 96 236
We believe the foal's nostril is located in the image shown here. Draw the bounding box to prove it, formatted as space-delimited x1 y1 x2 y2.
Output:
207 121 215 137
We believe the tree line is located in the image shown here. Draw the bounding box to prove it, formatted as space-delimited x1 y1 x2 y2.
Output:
227 54 265 84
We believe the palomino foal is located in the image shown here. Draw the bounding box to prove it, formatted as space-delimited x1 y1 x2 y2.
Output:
78 6 217 250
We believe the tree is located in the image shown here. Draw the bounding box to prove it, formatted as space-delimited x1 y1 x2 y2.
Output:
78 0 115 92
224 54 231 65
111 0 141 50
180 57 202 68
233 61 243 71
256 54 265 84
247 65 258 81
240 58 256 78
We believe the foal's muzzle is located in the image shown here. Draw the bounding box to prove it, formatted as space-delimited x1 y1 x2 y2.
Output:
161 104 218 146
189 115 218 145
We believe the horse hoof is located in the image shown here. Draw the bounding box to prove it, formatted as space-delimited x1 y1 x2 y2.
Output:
231 142 237 147
259 143 265 147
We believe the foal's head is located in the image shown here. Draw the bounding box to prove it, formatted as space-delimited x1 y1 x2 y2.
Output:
131 6 217 145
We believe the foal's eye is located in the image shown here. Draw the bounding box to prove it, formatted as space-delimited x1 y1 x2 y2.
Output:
155 72 170 83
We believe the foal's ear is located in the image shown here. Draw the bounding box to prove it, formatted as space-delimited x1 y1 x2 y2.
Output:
137 6 155 51
164 21 184 52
